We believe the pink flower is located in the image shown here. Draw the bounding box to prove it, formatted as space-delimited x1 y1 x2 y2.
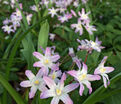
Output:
49 33 56 41
2 25 14 34
40 73 79 104
69 48 81 65
49 70 62 83
20 70 47 99
68 63 101 96
48 7 59 18
94 56 114 88
71 20 83 35
58 15 68 23
77 37 104 53
78 8 90 24
84 23 97 35
3 18 10 25
26 14 33 25
33 47 60 75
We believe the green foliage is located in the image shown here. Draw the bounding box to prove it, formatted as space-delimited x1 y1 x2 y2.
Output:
0 0 121 104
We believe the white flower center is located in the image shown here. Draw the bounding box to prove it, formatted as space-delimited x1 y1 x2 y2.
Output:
56 89 62 96
100 68 106 73
51 10 56 14
34 80 39 85
91 41 96 47
44 59 49 64
82 14 88 19
79 73 87 81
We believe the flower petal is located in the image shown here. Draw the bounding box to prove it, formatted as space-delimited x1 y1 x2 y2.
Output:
29 86 37 99
83 81 92 94
51 63 59 71
51 97 59 104
64 83 79 93
102 75 107 88
105 67 114 73
20 81 31 87
82 63 87 73
87 74 101 81
100 56 108 66
45 47 51 56
60 94 73 104
56 70 62 77
25 70 35 80
51 55 60 62
40 90 54 99
33 61 43 67
33 52 43 60
36 69 43 77
79 83 84 96
94 67 101 74
43 76 56 89
67 70 78 78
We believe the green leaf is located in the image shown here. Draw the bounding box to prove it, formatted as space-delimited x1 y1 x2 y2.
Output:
0 74 25 104
82 72 121 104
38 21 49 52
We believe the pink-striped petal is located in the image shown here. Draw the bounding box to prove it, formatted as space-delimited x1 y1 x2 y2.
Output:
87 74 101 81
105 67 114 73
59 73 66 89
40 90 54 99
67 70 78 78
75 59 81 69
39 84 48 92
40 67 49 76
56 70 62 77
33 52 43 60
43 76 56 89
36 69 43 77
64 83 79 93
100 56 108 66
33 61 43 67
71 9 77 17
94 68 101 74
79 83 84 96
45 47 51 56
51 55 60 62
25 70 35 80
51 63 59 71
82 63 87 73
20 81 31 87
102 76 107 88
51 97 59 104
29 86 37 99
60 94 73 104
83 81 92 94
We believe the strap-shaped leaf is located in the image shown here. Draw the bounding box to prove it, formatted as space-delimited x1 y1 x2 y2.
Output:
38 21 49 53
0 74 25 104
82 72 121 104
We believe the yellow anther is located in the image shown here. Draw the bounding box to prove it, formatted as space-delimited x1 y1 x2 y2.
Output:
56 89 62 96
79 73 87 81
52 74 56 79
17 11 21 16
44 59 49 64
34 80 39 85
100 68 106 73
91 41 96 46
78 24 82 28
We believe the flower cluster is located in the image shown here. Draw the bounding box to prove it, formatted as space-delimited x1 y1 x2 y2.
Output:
2 2 32 34
77 37 105 53
20 47 114 104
